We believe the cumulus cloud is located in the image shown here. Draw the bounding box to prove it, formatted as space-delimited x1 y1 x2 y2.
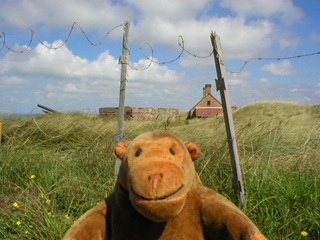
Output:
0 0 133 32
275 31 300 49
220 0 304 24
131 15 274 63
309 31 320 43
0 40 120 81
124 0 209 21
0 76 31 86
1 0 318 113
227 71 252 87
228 76 320 106
261 60 297 76
0 41 195 112
258 77 269 84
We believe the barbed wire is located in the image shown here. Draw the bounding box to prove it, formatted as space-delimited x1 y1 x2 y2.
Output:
3 118 111 140
0 22 123 53
138 35 214 67
2 21 319 73
0 20 212 70
224 51 320 74
128 42 154 71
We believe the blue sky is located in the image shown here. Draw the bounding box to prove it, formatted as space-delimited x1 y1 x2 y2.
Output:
0 0 319 114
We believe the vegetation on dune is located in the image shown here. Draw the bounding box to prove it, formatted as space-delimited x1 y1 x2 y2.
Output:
0 102 319 239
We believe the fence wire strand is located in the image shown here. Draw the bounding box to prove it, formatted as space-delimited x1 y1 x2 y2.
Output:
137 35 214 67
224 51 320 74
0 22 123 52
1 21 319 72
128 42 154 71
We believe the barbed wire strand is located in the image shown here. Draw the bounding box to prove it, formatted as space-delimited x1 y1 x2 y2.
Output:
3 124 33 139
139 36 184 65
0 30 34 53
0 32 6 51
137 35 214 68
224 51 320 74
0 21 212 69
128 42 154 71
0 22 123 53
2 22 319 72
3 118 111 140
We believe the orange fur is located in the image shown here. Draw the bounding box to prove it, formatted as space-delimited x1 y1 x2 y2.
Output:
63 132 267 240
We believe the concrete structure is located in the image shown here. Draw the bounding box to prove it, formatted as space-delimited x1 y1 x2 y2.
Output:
99 107 179 120
187 84 223 119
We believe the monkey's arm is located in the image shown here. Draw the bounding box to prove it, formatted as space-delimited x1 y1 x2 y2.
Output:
200 188 267 240
62 201 107 240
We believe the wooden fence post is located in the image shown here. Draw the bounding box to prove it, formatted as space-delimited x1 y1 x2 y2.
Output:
0 122 2 146
114 21 130 178
211 32 245 205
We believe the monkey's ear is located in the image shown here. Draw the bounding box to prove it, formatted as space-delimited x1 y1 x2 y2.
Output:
115 140 131 160
184 142 200 161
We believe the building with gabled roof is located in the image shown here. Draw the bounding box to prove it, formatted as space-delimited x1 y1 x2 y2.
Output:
187 84 223 119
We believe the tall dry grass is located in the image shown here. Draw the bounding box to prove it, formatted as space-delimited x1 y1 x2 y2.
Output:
0 102 319 239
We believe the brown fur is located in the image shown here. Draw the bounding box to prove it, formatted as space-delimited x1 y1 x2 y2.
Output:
63 132 267 240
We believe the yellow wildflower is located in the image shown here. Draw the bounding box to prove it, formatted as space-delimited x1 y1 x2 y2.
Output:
30 175 36 179
301 231 308 237
12 202 19 208
65 214 70 220
29 225 33 228
16 221 21 226
25 230 29 234
48 212 52 217
46 199 51 205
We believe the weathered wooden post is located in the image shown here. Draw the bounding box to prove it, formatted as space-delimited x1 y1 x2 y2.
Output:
211 32 245 205
0 122 2 146
114 21 130 178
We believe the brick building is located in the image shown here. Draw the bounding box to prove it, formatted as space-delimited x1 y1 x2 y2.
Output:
99 107 179 120
187 84 223 119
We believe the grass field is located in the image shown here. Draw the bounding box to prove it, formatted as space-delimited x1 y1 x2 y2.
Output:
0 101 319 239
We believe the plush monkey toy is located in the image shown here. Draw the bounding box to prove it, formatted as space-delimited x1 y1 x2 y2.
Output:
63 132 267 240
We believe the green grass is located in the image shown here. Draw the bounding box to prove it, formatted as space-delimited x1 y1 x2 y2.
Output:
0 102 319 239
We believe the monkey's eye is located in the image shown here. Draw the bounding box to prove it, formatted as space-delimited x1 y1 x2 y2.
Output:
135 149 142 157
169 148 175 155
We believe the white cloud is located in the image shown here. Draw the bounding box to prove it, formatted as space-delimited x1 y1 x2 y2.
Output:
228 78 320 106
261 60 297 76
227 70 252 87
258 77 269 83
0 40 196 112
125 0 209 21
144 16 275 71
0 40 120 81
275 31 300 49
0 0 133 32
309 31 320 43
1 0 277 67
1 0 318 112
220 0 304 24
0 76 30 85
